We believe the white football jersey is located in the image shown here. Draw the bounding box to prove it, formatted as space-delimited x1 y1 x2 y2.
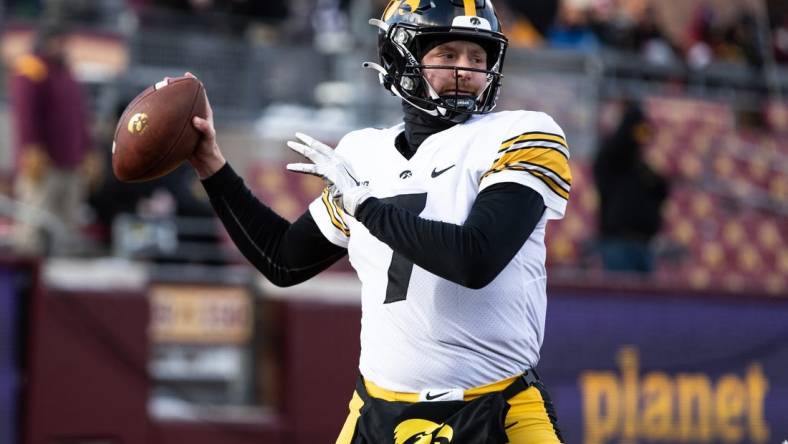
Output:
308 110 571 392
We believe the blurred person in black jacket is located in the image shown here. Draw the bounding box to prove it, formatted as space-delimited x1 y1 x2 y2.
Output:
593 102 669 274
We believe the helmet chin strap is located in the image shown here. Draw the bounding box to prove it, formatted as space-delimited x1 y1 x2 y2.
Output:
475 78 494 112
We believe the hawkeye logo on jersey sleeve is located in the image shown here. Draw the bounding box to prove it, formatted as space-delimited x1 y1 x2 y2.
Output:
395 419 454 444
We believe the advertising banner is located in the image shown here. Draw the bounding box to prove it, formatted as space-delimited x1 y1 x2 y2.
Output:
150 284 253 344
0 267 19 444
538 290 788 444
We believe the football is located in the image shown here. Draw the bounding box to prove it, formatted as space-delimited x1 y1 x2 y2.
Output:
112 75 208 182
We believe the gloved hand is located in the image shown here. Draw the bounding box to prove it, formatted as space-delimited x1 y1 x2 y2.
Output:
286 132 371 217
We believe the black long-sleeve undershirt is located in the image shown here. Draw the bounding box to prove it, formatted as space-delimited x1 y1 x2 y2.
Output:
203 163 346 286
202 163 545 289
355 185 545 289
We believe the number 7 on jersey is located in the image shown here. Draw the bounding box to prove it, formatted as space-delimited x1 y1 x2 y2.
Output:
381 193 428 304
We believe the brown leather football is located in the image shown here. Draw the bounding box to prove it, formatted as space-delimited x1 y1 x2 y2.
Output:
112 76 208 182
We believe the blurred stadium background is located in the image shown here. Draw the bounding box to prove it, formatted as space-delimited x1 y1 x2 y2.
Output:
0 0 786 443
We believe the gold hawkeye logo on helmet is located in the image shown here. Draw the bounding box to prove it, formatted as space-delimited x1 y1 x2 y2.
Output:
394 418 454 444
383 0 480 23
128 113 149 135
383 0 421 20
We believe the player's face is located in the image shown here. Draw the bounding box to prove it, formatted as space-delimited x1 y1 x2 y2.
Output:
421 40 488 98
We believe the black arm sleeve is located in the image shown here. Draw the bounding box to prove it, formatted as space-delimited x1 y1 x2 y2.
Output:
202 163 346 286
355 182 545 289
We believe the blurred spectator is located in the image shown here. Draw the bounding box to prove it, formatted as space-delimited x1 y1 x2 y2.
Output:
588 0 679 63
632 5 680 65
502 0 559 37
718 11 764 68
545 0 679 62
546 1 599 51
310 0 350 51
769 0 788 63
498 14 544 49
772 17 788 63
588 0 622 47
9 22 96 255
684 3 718 69
592 102 669 274
685 4 768 69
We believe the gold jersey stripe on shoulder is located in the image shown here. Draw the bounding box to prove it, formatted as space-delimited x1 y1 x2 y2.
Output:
481 165 570 201
525 169 570 200
14 54 48 82
500 132 568 152
463 0 477 16
481 160 571 200
500 143 569 161
321 188 350 236
519 160 571 187
490 147 572 185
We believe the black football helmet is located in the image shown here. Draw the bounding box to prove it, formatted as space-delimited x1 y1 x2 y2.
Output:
364 0 508 123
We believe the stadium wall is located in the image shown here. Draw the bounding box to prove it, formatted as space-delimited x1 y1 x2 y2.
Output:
0 265 21 444
260 276 788 444
539 288 787 444
5 264 788 444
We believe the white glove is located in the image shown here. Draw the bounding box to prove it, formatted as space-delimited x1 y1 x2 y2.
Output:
286 132 372 216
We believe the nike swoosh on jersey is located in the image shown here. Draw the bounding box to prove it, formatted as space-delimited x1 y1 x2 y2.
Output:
425 391 450 400
431 164 456 178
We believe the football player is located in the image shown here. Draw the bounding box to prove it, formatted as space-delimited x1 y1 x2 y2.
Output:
189 0 570 442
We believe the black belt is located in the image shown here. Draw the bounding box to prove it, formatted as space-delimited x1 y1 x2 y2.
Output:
501 368 541 401
356 368 541 403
